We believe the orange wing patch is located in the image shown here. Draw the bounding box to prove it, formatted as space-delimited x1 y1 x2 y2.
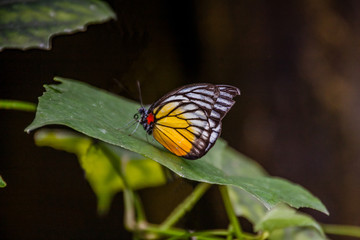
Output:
153 125 194 156
152 103 199 157
153 102 183 119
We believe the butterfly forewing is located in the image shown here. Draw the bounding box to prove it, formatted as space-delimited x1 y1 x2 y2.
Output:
147 83 240 160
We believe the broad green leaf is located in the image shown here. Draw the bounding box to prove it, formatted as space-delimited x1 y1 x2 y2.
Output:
215 146 267 177
0 175 6 188
255 205 325 238
25 77 329 215
34 128 166 214
0 0 116 51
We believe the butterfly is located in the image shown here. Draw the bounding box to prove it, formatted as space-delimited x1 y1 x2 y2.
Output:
134 83 240 160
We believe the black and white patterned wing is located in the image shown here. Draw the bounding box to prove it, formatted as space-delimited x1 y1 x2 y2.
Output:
150 83 240 159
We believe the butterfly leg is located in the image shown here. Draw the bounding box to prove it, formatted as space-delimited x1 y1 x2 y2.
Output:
129 121 140 136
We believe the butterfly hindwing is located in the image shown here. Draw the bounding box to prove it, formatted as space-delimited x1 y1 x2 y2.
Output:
148 83 240 160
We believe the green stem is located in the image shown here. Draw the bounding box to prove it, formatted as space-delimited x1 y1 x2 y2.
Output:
160 182 211 230
123 188 136 230
219 185 243 240
145 224 187 237
197 229 229 236
98 143 147 225
169 234 224 240
133 191 146 222
146 225 226 240
0 99 36 112
226 225 233 240
322 223 360 238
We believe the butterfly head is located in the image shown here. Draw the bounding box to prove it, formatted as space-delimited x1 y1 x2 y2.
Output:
136 106 154 135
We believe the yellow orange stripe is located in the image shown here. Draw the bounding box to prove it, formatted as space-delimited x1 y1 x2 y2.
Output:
154 102 182 119
177 129 195 143
157 116 189 128
153 125 193 156
153 128 186 156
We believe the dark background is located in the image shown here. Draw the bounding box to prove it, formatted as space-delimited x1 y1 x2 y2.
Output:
1 1 360 239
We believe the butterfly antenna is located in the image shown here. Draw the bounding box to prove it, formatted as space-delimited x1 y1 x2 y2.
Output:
137 80 144 107
112 78 134 97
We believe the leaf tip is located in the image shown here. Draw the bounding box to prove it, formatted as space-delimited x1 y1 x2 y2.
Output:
0 175 7 188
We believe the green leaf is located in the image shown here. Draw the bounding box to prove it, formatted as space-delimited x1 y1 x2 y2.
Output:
228 187 267 225
269 228 325 240
0 175 6 188
255 205 325 238
26 77 329 215
34 128 166 214
0 0 116 51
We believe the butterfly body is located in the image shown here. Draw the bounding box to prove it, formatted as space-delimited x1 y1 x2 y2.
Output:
137 83 240 160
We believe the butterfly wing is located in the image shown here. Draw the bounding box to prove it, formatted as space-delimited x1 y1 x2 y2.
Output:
150 84 240 160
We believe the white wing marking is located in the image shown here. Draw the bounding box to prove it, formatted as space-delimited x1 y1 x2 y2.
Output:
210 111 221 118
219 91 233 99
178 85 202 94
193 89 213 96
217 97 233 106
163 95 188 103
192 100 212 110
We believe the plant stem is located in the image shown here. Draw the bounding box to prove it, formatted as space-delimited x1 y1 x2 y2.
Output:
133 191 146 222
226 225 234 240
168 234 224 240
145 224 187 236
0 99 36 112
159 182 211 230
197 229 229 236
123 188 136 230
98 142 147 225
219 185 243 240
322 223 360 238
146 225 226 240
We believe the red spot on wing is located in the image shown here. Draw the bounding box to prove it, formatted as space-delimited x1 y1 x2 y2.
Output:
147 113 155 125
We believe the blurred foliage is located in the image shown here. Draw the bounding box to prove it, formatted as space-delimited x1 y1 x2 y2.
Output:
34 129 166 214
0 0 115 50
0 176 6 188
0 99 36 112
255 204 324 239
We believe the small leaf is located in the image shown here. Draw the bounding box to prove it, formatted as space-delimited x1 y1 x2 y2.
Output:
34 128 166 214
255 205 325 237
0 175 6 188
0 0 116 51
26 77 329 215
269 228 326 240
228 187 267 225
